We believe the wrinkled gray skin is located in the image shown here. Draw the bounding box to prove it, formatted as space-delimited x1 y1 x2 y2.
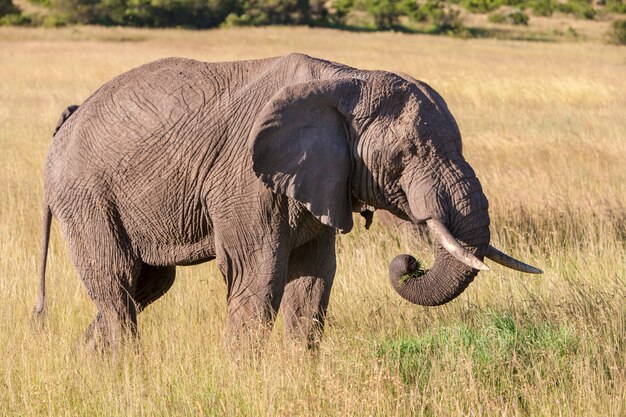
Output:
38 54 491 349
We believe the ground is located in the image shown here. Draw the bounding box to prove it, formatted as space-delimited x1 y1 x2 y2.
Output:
0 26 624 416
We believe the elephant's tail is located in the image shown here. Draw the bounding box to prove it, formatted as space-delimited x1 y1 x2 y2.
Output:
53 104 79 137
32 205 52 323
32 105 78 324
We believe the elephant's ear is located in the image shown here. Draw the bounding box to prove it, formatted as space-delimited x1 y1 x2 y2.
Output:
249 78 363 233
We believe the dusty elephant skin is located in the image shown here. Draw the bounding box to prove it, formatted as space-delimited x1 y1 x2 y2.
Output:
34 53 541 350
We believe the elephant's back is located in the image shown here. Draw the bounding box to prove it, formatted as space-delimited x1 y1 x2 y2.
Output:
48 56 284 167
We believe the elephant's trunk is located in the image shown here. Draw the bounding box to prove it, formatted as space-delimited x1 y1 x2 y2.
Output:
389 173 491 306
389 246 483 306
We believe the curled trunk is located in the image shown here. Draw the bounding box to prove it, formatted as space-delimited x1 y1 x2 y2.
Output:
389 249 481 306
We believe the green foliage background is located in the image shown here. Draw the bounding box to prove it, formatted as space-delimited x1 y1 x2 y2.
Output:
2 0 625 29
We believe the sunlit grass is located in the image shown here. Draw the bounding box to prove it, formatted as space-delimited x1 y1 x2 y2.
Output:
0 26 624 416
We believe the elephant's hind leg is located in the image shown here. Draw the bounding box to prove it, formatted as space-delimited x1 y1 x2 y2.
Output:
80 260 141 351
83 264 175 345
134 264 176 312
81 265 141 351
59 202 141 351
282 229 336 350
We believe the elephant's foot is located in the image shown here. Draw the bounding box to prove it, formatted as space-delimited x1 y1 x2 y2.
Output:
81 311 138 355
284 316 325 351
224 304 277 355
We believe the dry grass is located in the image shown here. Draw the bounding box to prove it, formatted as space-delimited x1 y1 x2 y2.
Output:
0 26 624 416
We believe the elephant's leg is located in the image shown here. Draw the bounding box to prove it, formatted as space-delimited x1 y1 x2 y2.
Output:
60 207 141 350
81 261 140 350
80 268 140 351
134 264 176 313
215 227 290 349
282 228 336 350
83 264 173 342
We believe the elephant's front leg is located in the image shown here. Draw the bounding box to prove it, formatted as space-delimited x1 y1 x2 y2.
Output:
215 217 291 350
282 228 336 350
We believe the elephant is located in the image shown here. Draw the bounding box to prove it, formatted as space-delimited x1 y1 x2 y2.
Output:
33 53 542 350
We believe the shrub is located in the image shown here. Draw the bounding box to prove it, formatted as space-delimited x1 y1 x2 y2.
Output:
42 12 67 26
556 0 596 19
605 0 626 14
461 0 503 13
488 10 505 21
0 0 32 26
488 8 528 24
507 8 528 24
225 0 329 26
404 0 442 22
329 0 354 24
427 3 463 33
403 0 464 34
455 0 531 13
531 0 553 16
27 0 52 6
363 0 402 29
0 12 32 25
608 18 626 44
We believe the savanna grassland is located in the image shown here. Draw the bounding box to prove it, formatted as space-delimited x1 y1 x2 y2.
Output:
1 26 625 416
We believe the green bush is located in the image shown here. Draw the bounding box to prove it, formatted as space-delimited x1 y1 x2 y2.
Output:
0 12 32 25
487 10 505 21
225 0 320 26
605 0 626 14
362 0 402 29
329 0 354 24
401 0 463 33
488 8 528 24
455 0 528 13
27 0 53 6
404 0 442 22
556 0 596 19
42 12 67 26
460 0 501 12
531 0 553 16
0 0 32 26
507 8 528 23
608 18 626 44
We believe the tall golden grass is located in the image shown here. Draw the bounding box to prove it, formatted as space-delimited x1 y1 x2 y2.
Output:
0 26 624 416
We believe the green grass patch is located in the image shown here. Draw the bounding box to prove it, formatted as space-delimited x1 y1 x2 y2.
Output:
376 310 579 388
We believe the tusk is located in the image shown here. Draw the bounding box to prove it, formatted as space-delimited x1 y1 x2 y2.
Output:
426 219 490 271
486 245 543 274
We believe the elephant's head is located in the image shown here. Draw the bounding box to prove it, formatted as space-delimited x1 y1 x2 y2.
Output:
249 66 541 306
